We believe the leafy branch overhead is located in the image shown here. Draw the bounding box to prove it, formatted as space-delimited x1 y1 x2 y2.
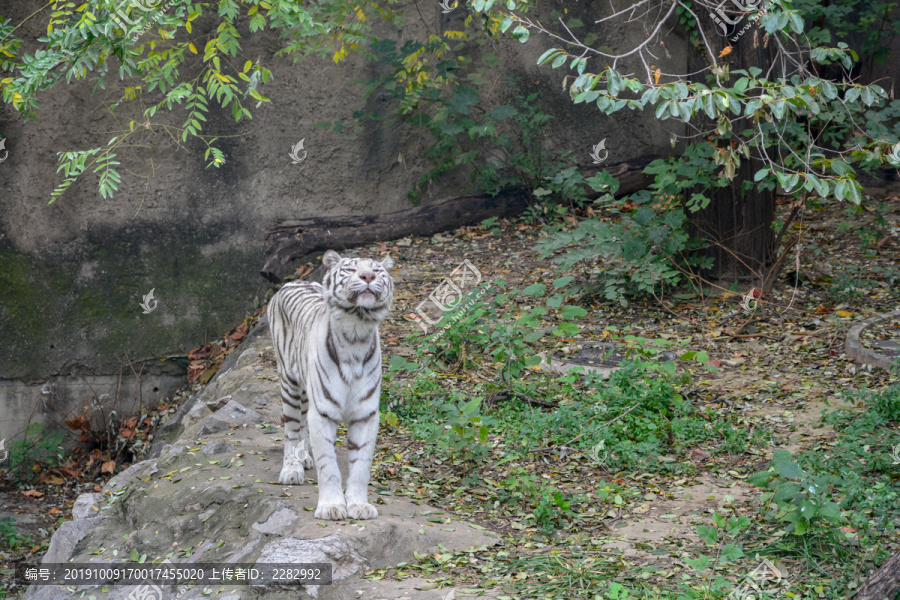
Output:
494 1 899 204
4 0 899 205
0 0 410 200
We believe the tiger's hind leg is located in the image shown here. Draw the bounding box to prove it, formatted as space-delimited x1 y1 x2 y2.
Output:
279 373 314 484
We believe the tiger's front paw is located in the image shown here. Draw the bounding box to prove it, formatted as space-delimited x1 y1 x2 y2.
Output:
347 502 378 520
278 464 304 485
315 503 348 520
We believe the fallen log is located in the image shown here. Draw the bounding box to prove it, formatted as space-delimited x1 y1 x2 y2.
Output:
260 188 530 283
853 551 900 600
259 156 663 283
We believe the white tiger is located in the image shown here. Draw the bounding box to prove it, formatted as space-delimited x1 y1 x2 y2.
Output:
269 249 394 520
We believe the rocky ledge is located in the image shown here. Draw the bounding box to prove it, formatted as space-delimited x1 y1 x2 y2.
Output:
23 317 498 600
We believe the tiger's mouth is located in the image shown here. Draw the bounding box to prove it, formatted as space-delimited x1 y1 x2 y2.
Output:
348 288 381 305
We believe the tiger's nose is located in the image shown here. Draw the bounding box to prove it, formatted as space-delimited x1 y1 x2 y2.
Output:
359 271 376 284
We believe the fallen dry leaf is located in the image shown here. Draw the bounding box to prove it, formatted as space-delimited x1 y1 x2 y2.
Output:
101 460 116 475
22 490 44 498
188 345 211 360
187 361 206 383
691 449 712 462
230 323 250 341
58 464 83 478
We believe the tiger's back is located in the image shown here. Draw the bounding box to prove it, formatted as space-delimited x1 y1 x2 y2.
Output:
269 280 326 401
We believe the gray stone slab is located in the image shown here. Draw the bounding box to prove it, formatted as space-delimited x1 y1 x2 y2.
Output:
71 493 105 521
198 399 263 435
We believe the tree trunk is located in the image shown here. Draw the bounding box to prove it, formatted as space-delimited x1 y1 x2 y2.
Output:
259 156 660 283
854 551 900 600
686 16 779 282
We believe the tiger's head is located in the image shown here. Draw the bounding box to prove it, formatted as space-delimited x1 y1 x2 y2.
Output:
322 250 394 316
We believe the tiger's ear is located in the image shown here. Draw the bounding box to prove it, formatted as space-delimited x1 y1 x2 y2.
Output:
322 250 342 268
380 255 394 270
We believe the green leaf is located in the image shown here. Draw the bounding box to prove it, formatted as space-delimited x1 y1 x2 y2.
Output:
390 355 412 372
488 105 517 120
773 481 802 502
633 206 656 226
684 555 710 571
553 276 575 289
747 471 772 487
537 49 560 65
830 159 852 176
560 305 588 320
847 181 862 204
553 322 580 336
520 284 547 297
512 24 529 43
695 524 718 545
719 544 744 563
819 502 842 523
772 449 803 478
461 397 481 414
834 179 847 201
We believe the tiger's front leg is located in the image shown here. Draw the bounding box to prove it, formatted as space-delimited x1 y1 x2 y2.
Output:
344 406 379 520
307 402 347 520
